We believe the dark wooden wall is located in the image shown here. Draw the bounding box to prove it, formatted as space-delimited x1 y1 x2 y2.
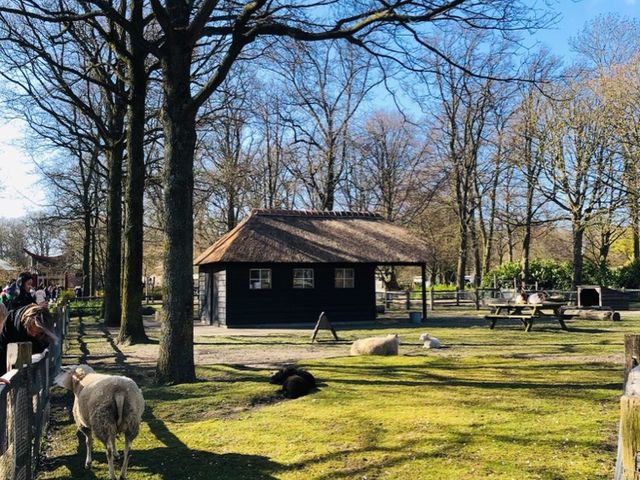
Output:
202 263 376 326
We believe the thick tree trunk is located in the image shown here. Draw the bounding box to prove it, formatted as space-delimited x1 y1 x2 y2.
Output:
156 30 197 384
631 206 640 261
571 226 584 290
119 2 148 344
103 143 124 326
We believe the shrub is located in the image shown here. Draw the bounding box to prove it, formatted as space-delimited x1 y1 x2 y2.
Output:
481 262 521 288
528 260 572 290
616 259 640 289
483 259 620 290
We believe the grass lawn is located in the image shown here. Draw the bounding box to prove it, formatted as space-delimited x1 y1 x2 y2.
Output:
37 311 631 479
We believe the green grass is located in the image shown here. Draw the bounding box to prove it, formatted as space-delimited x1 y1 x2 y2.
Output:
37 312 632 479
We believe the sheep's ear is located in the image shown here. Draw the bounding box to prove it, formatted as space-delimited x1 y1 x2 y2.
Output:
73 366 89 381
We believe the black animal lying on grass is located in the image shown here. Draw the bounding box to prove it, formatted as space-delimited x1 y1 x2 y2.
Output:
270 366 316 399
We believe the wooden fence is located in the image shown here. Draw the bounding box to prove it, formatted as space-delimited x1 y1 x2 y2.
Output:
0 305 68 480
377 288 579 312
614 334 640 479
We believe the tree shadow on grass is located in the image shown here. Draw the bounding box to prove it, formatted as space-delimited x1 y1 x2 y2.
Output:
141 408 281 479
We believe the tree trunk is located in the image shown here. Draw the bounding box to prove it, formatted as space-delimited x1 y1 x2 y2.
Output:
90 221 97 296
103 140 124 326
156 28 197 384
571 226 584 290
632 206 640 261
118 1 148 344
82 211 91 297
469 212 481 287
456 222 468 291
226 193 236 231
520 225 531 288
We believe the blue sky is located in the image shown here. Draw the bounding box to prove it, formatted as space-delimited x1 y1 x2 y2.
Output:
531 0 639 57
1 0 639 219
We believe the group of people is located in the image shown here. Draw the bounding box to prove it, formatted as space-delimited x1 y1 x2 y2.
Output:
1 276 62 311
0 272 58 378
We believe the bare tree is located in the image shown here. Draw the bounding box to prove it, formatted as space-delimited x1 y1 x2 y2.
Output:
271 40 378 210
0 0 551 384
539 78 621 288
351 111 430 222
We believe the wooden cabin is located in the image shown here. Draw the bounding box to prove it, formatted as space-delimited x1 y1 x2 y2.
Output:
194 209 431 327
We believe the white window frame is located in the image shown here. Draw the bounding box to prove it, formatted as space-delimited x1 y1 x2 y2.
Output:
293 268 314 289
249 269 271 289
335 268 355 288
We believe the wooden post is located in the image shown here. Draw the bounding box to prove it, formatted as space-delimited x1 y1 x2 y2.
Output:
493 275 497 289
7 342 32 373
625 335 640 387
7 342 33 480
421 263 427 321
405 291 411 310
455 290 460 306
475 288 480 310
619 395 640 479
615 335 640 480
429 286 435 311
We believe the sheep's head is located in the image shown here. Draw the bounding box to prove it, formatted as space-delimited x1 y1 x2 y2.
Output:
387 334 400 344
419 333 431 342
270 366 297 385
55 364 95 394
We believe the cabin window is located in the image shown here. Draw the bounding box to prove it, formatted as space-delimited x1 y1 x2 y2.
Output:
335 268 355 288
249 269 271 289
293 268 314 289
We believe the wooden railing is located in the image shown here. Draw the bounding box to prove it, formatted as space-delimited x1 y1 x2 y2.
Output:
0 305 69 480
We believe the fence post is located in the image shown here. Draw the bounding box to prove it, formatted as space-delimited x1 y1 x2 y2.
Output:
405 291 411 310
429 287 435 311
625 335 640 387
615 335 640 480
7 342 33 480
620 395 640 479
455 290 460 306
475 288 480 310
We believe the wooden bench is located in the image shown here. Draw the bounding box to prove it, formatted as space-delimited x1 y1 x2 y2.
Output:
485 303 568 332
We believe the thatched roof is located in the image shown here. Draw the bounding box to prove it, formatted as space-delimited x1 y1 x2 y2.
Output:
194 209 431 265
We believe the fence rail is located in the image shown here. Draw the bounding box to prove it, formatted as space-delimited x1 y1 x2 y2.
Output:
0 304 68 480
377 289 579 312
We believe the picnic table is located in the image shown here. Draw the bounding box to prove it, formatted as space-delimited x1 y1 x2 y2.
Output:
485 302 568 332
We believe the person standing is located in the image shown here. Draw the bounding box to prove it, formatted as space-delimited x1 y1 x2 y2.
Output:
9 272 36 310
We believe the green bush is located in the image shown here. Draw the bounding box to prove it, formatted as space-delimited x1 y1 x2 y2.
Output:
481 262 522 288
482 259 614 290
69 298 103 316
616 259 640 289
528 260 572 290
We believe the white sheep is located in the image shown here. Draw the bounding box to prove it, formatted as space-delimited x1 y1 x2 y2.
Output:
350 334 400 356
419 333 441 349
55 364 145 480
